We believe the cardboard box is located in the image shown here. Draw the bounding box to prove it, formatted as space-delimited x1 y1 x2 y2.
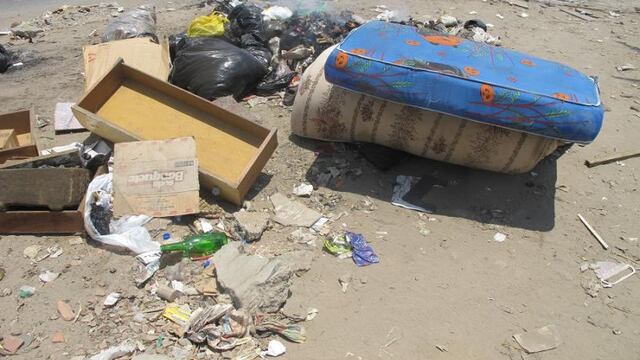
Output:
72 60 278 205
0 110 40 164
113 137 200 217
83 37 170 90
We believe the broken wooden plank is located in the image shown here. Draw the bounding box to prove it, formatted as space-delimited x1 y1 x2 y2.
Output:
578 214 609 250
560 8 593 21
585 151 640 168
0 210 85 234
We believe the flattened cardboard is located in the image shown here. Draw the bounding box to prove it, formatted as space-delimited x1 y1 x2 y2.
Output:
72 60 278 205
83 37 170 90
113 137 199 217
0 110 40 164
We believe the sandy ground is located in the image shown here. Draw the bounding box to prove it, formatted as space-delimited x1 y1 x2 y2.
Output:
1 0 640 359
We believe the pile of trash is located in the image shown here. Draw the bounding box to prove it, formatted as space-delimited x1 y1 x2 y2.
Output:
164 2 503 104
167 1 361 103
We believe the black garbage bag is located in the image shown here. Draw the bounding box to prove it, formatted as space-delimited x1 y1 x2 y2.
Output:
169 37 268 101
102 5 158 43
255 62 297 96
227 4 265 42
0 44 10 73
225 4 271 68
239 33 271 68
168 32 187 62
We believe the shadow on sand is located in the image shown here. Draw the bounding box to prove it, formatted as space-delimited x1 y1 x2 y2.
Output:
291 135 563 232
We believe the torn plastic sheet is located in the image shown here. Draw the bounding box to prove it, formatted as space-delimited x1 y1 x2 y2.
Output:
84 173 159 254
592 261 637 288
391 175 430 213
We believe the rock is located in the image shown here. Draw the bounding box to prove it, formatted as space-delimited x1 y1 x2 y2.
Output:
278 250 314 273
52 331 65 343
2 335 23 353
11 22 44 38
270 193 322 227
289 229 317 245
213 243 306 313
57 300 75 321
103 293 121 307
293 183 313 197
232 211 270 242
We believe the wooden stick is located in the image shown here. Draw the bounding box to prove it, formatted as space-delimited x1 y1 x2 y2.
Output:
505 0 529 9
578 214 609 250
585 151 640 168
560 8 592 21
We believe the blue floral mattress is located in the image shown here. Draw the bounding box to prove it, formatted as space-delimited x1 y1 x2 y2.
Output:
324 21 603 143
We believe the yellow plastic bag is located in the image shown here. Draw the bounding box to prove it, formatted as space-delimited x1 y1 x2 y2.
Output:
187 12 228 37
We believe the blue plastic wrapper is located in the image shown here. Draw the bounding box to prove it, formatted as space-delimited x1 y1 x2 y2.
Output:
346 231 379 266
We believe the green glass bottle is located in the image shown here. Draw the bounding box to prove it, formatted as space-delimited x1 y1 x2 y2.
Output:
160 232 228 258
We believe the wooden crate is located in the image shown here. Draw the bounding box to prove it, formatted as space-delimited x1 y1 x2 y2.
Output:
0 110 40 164
72 59 277 205
0 167 105 234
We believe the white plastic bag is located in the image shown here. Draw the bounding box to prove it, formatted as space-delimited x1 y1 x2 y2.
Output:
262 6 293 21
84 173 159 254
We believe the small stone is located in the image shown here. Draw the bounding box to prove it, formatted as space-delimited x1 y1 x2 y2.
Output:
109 268 117 274
52 331 65 343
103 293 121 307
293 183 314 197
2 335 24 353
232 211 270 242
613 329 622 335
57 300 75 321
493 232 507 242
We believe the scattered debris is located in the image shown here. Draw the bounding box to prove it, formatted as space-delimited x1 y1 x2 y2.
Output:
560 8 592 21
592 261 637 287
212 242 310 313
103 292 121 307
391 175 431 213
435 344 448 352
494 232 507 242
616 64 636 72
293 183 314 197
577 214 609 250
157 284 181 302
261 339 287 357
51 331 65 343
39 270 60 283
585 151 640 168
2 335 24 353
57 300 75 321
233 211 270 242
89 340 136 360
338 273 352 293
325 231 379 266
270 193 323 227
18 285 35 298
513 324 561 353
